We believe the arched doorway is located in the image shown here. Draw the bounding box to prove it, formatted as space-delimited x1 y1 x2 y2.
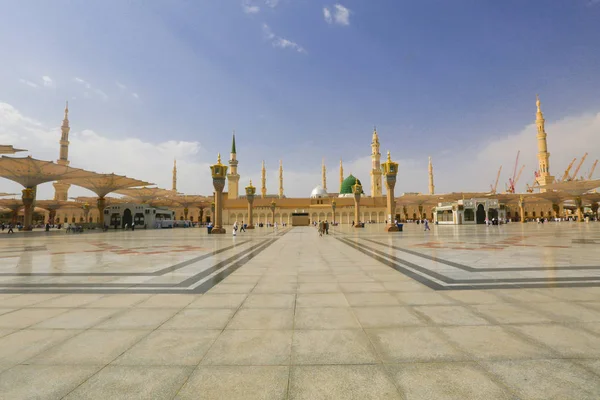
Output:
122 208 133 228
488 208 498 220
476 204 486 224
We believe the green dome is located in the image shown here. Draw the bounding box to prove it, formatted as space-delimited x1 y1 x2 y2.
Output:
340 175 364 195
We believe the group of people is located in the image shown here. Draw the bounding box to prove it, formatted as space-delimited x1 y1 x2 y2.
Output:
232 220 249 236
0 223 15 234
317 220 330 236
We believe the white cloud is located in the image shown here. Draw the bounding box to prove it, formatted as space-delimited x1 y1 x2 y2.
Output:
19 79 38 88
323 7 332 24
42 76 54 87
116 81 127 90
262 24 307 54
73 77 108 101
242 0 260 14
0 102 210 200
132 93 139 99
265 0 279 7
333 4 350 26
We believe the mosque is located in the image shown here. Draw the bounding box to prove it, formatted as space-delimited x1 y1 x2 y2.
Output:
2 96 599 228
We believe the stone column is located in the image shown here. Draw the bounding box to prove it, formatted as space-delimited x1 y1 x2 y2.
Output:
575 196 584 222
352 179 362 227
552 203 560 220
210 154 228 234
22 187 36 231
518 196 525 223
48 209 57 224
82 203 90 224
382 151 399 232
270 201 276 225
245 180 256 229
331 200 337 225
97 197 107 226
183 207 189 220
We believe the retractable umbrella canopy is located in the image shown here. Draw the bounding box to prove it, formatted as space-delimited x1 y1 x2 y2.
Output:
0 145 27 155
539 179 600 196
63 173 153 198
0 156 95 188
114 187 173 203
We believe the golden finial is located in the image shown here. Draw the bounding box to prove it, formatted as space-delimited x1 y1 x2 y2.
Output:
536 94 541 113
249 179 253 185
64 101 69 118
217 153 222 164
387 151 391 162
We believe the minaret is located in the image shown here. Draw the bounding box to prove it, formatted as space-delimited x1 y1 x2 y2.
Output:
53 101 71 201
172 159 177 192
278 160 284 198
227 132 240 199
428 156 435 195
261 160 267 198
370 126 383 197
322 158 327 190
339 159 344 192
534 95 555 191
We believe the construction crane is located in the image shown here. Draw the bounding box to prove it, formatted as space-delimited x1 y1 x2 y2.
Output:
490 165 502 193
560 158 577 182
507 151 524 193
569 152 588 181
588 159 598 180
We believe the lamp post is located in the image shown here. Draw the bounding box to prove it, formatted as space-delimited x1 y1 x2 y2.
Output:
381 151 399 232
331 200 337 225
352 178 363 228
209 154 228 234
245 180 256 229
270 200 276 226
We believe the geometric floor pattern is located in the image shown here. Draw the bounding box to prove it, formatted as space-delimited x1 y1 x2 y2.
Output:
0 224 599 399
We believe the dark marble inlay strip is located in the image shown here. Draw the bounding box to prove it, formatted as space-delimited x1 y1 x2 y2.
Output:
353 238 600 285
337 237 445 290
0 240 251 277
362 238 600 272
0 240 269 288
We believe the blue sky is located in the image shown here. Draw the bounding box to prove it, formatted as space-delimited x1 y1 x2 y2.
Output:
1 0 600 198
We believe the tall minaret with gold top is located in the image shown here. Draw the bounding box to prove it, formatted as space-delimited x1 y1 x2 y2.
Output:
261 160 267 198
172 159 177 192
227 132 240 199
339 159 344 192
534 95 554 191
321 158 327 191
370 127 383 197
428 156 435 195
278 160 284 198
53 101 71 201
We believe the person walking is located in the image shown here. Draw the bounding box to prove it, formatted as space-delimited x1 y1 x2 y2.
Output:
318 220 323 237
232 221 238 236
7 224 14 234
240 221 246 232
325 220 329 235
424 218 430 231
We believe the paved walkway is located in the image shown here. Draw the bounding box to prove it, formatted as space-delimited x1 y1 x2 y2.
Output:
0 224 599 399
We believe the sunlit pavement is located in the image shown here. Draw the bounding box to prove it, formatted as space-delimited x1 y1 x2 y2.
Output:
0 223 599 399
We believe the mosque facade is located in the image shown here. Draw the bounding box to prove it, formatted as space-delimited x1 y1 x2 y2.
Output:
18 96 599 227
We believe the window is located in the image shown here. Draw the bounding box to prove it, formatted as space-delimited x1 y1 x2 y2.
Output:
464 209 474 222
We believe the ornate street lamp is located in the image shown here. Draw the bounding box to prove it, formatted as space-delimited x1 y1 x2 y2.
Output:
245 180 256 229
352 178 362 228
209 154 227 234
381 151 399 232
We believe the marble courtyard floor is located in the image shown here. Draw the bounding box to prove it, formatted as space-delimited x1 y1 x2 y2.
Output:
0 223 599 399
